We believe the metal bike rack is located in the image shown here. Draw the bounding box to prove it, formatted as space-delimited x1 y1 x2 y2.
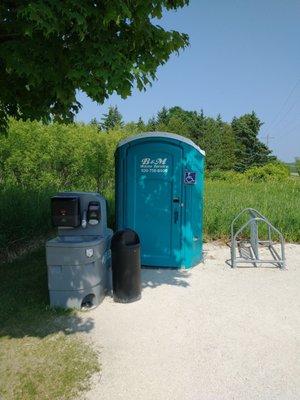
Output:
230 208 286 269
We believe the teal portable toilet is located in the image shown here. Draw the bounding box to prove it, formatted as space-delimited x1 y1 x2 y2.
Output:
115 132 205 269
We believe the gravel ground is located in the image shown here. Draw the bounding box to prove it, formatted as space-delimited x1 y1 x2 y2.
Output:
81 243 300 400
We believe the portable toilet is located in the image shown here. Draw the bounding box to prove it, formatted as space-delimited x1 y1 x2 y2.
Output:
115 132 205 269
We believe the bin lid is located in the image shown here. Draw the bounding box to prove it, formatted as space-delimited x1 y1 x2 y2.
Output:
111 229 140 248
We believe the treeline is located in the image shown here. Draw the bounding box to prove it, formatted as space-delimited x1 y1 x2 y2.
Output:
92 105 275 172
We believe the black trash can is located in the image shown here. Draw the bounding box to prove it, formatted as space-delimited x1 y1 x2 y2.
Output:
111 229 141 303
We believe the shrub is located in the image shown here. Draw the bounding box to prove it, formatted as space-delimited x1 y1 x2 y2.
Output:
0 119 131 193
295 158 300 176
207 170 245 182
245 162 290 182
0 120 131 253
207 163 290 183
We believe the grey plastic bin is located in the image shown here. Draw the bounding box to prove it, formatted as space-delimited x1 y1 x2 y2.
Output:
46 192 112 309
46 235 111 309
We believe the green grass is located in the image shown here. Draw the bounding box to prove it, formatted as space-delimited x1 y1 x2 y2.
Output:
0 186 115 261
0 186 56 260
0 179 299 261
0 249 100 400
204 180 300 242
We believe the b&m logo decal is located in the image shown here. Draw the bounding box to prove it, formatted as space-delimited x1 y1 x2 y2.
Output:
141 157 167 166
140 157 169 173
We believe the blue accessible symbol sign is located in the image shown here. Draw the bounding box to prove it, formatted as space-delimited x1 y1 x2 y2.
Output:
184 171 196 184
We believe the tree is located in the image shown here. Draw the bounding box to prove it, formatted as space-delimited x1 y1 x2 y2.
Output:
198 119 236 170
295 157 300 176
147 117 157 131
150 106 205 138
89 117 101 131
136 117 146 131
101 106 123 131
232 112 273 172
166 106 205 141
146 106 236 170
0 1 189 131
156 106 169 125
166 115 188 135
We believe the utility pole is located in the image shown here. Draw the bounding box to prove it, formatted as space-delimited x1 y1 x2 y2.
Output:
262 134 274 147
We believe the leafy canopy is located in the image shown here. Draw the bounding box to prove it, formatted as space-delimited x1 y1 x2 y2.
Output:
0 0 189 130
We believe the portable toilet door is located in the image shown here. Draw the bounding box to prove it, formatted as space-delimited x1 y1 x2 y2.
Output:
115 132 205 269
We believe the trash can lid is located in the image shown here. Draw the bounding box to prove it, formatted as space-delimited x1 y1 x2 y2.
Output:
111 229 140 248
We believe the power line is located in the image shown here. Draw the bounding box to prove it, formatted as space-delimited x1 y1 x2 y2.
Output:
275 118 300 135
280 122 300 138
271 99 299 133
263 122 300 147
266 77 300 131
261 133 275 147
270 99 300 140
272 114 299 133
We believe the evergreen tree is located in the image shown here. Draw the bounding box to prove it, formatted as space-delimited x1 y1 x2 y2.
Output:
101 106 123 131
147 106 236 170
128 106 274 172
166 106 205 140
167 116 188 135
216 114 222 125
156 106 169 125
232 112 272 171
136 117 146 131
90 118 101 131
198 118 236 170
90 118 98 126
147 117 157 131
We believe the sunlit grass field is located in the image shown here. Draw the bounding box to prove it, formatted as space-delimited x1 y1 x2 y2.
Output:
0 179 299 260
204 179 300 242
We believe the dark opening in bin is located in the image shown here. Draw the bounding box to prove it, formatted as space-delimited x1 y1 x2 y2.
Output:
81 293 96 309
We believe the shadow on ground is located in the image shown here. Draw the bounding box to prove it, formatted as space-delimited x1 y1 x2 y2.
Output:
0 248 94 339
141 267 191 289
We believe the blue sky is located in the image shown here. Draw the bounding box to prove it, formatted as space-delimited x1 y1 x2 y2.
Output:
76 0 300 162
